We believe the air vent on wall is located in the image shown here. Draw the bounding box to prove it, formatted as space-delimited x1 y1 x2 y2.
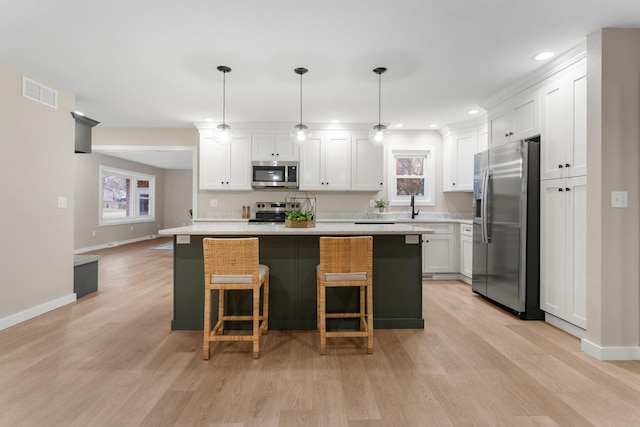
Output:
22 76 58 108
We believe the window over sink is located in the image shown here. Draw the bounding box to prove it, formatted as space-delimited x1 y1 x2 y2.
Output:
388 147 435 206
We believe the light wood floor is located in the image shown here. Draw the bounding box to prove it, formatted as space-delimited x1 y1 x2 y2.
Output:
1 238 640 426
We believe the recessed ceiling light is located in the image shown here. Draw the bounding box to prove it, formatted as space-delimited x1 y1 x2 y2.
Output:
395 123 403 128
533 51 554 61
205 118 214 122
429 124 438 128
330 119 340 124
468 109 480 115
73 110 84 116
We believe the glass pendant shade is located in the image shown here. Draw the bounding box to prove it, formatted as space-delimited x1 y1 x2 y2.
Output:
292 67 309 145
369 123 389 146
369 67 389 146
214 123 232 145
291 123 309 145
214 65 232 145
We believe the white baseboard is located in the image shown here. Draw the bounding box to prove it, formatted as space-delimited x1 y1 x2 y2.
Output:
74 234 159 254
581 339 640 361
423 273 471 284
544 313 586 339
0 293 76 331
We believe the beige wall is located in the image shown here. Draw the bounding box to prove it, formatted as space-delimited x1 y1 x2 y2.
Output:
586 29 640 351
93 127 198 147
164 169 193 227
197 130 473 218
0 61 75 321
73 153 167 251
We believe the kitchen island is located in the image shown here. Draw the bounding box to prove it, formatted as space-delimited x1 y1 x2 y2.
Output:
159 222 433 330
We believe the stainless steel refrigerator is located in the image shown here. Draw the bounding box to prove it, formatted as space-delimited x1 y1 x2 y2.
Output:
472 137 544 319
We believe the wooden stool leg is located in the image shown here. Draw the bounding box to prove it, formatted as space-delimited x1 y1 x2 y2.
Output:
319 283 327 355
367 285 374 354
203 288 211 360
217 290 225 335
360 285 365 330
262 273 269 335
253 285 260 359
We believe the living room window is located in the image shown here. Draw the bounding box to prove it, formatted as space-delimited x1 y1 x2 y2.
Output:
100 166 155 225
388 148 435 206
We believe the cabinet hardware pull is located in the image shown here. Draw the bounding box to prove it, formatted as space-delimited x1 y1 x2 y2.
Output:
509 131 514 136
565 163 570 167
565 188 571 191
558 188 563 192
558 164 563 168
505 133 509 137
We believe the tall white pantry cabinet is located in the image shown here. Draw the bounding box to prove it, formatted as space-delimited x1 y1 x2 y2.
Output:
539 60 587 330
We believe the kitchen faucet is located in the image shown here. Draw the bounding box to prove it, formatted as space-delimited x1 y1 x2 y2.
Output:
411 194 420 219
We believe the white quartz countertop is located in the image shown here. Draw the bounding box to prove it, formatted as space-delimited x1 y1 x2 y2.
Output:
159 222 434 236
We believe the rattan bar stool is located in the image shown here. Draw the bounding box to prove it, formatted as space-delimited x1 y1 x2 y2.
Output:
202 237 269 359
317 236 374 355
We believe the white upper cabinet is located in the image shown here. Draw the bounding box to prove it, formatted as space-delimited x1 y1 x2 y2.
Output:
540 60 587 180
199 130 252 190
488 89 539 147
299 132 351 191
251 132 299 161
351 134 384 191
443 129 478 192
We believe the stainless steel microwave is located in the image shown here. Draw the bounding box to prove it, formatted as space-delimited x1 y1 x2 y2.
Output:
251 161 299 189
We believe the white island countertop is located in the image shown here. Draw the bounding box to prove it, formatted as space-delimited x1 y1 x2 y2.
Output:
159 222 434 236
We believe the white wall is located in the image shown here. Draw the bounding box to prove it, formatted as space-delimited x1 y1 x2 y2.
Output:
0 61 76 327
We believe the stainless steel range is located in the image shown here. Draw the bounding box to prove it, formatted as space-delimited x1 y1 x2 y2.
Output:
248 201 299 224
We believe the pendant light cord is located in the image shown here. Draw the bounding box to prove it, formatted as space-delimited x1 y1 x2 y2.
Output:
222 70 226 125
299 72 303 125
378 72 382 126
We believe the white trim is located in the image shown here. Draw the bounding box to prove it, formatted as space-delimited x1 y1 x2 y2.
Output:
99 165 156 226
74 234 159 254
581 339 640 361
0 294 76 331
387 146 436 207
544 312 586 339
482 41 586 110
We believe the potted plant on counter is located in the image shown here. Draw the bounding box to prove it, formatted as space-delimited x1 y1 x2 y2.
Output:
374 198 388 213
285 209 316 228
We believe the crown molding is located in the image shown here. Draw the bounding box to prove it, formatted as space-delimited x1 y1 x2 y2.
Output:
482 40 587 110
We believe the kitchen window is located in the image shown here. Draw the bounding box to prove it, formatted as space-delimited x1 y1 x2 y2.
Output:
388 148 435 206
100 166 155 225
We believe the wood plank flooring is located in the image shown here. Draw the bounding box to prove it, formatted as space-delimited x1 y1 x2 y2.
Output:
1 238 640 426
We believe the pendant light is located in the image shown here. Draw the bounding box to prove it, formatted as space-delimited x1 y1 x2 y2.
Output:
369 67 389 146
292 67 309 145
214 65 233 145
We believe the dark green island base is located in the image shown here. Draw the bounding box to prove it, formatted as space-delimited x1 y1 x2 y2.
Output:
170 233 424 331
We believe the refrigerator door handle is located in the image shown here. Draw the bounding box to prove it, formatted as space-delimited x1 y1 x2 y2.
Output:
482 170 490 243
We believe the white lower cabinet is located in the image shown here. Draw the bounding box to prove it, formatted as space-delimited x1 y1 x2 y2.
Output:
460 224 473 279
539 176 587 329
422 224 456 273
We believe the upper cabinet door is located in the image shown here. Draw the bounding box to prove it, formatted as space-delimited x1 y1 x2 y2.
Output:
299 136 324 190
540 60 587 181
199 131 251 190
488 89 539 147
251 133 299 161
323 133 351 191
351 134 383 191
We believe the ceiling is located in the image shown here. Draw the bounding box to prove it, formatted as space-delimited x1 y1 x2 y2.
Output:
2 1 640 168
